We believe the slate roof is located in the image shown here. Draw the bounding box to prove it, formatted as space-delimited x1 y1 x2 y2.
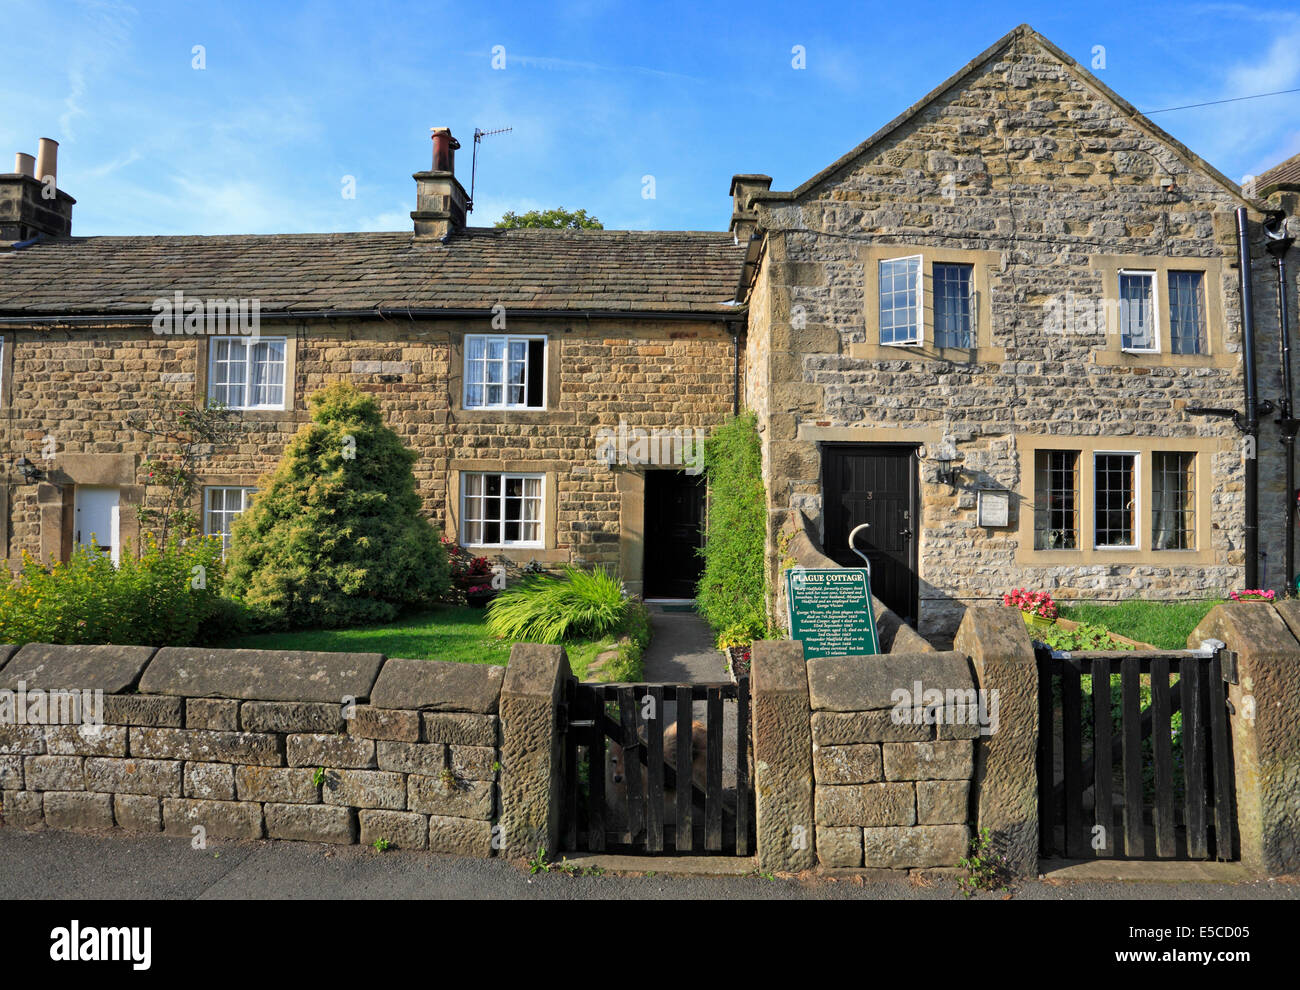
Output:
1255 151 1300 196
0 227 747 319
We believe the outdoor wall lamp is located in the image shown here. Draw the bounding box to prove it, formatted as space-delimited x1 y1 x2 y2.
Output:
928 437 963 489
14 456 42 483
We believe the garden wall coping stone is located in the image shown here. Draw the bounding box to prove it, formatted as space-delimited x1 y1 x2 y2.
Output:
806 651 973 712
140 648 384 703
369 658 504 713
0 643 157 693
0 645 19 672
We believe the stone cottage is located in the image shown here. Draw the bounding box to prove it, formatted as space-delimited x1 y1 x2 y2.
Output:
0 24 1296 637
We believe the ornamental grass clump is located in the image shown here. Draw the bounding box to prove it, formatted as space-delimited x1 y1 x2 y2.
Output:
485 567 628 644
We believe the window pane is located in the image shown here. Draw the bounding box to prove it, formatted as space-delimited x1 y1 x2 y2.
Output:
1152 451 1195 549
1168 271 1205 356
933 263 973 348
467 337 486 361
1120 273 1155 350
1034 450 1079 550
1095 453 1136 547
879 257 921 345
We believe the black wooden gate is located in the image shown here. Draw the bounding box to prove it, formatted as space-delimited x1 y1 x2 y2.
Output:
1036 642 1237 861
558 678 753 856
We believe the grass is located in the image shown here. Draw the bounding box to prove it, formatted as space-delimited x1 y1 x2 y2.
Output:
216 604 514 665
215 600 648 680
1056 599 1224 651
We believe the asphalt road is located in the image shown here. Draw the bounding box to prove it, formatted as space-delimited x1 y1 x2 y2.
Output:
2 829 1296 900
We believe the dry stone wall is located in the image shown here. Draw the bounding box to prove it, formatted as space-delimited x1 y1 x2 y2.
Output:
0 642 508 855
807 651 976 869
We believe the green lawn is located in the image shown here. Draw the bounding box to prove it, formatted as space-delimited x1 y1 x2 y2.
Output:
1056 600 1224 651
215 603 624 678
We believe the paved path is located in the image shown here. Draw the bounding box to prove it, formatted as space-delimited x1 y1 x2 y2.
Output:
1 830 1296 900
639 603 727 683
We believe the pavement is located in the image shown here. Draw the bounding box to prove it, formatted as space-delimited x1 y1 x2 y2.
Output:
639 602 728 683
1 829 1296 900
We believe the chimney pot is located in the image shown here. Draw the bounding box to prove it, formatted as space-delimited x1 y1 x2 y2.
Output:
431 127 460 174
14 153 34 177
35 137 58 186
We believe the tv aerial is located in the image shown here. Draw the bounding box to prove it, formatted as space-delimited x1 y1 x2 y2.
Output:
468 126 512 213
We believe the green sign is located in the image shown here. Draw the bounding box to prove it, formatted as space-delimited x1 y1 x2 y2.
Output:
785 567 879 659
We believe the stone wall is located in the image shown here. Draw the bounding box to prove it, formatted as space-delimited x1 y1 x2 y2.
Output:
807 651 975 869
0 316 739 582
744 27 1259 636
0 641 525 855
752 607 1038 876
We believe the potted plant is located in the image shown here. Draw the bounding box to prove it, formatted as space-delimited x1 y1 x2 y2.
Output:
717 618 764 682
1003 588 1058 630
443 537 499 606
1229 589 1275 603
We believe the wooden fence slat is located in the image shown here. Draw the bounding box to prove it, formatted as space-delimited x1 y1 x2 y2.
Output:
1150 658 1175 858
645 686 665 853
705 688 723 852
1180 657 1207 860
1091 657 1113 857
675 686 693 854
562 678 578 853
1121 656 1145 858
587 690 606 852
1061 662 1084 858
1207 654 1235 861
618 687 644 846
1036 653 1056 855
735 675 751 856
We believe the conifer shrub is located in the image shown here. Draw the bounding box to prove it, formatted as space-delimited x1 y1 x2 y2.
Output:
225 382 450 629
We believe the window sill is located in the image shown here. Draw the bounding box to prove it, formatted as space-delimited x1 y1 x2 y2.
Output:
849 341 1007 364
1095 350 1236 370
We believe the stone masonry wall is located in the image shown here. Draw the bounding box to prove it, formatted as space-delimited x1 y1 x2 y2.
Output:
0 316 738 573
0 642 508 855
806 651 976 869
746 30 1258 635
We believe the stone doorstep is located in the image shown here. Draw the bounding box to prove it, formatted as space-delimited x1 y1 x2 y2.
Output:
1038 858 1255 884
551 852 759 877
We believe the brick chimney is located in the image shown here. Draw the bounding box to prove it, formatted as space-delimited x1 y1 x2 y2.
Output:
412 127 468 238
729 173 772 240
1 138 75 243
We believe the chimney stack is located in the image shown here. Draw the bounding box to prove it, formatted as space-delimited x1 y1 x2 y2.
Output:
1 137 75 244
412 127 468 238
729 173 772 240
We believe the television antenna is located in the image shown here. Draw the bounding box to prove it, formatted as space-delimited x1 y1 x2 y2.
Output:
468 126 512 213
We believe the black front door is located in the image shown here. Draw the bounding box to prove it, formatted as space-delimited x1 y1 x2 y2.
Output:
822 444 919 623
643 470 706 599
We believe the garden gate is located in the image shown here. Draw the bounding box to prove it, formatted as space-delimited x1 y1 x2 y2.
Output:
1035 641 1237 861
557 677 753 856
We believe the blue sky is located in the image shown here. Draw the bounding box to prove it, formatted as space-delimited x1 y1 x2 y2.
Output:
4 0 1299 236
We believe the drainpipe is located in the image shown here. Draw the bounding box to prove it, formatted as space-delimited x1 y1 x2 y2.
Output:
1265 210 1298 592
1237 207 1262 588
731 323 740 416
